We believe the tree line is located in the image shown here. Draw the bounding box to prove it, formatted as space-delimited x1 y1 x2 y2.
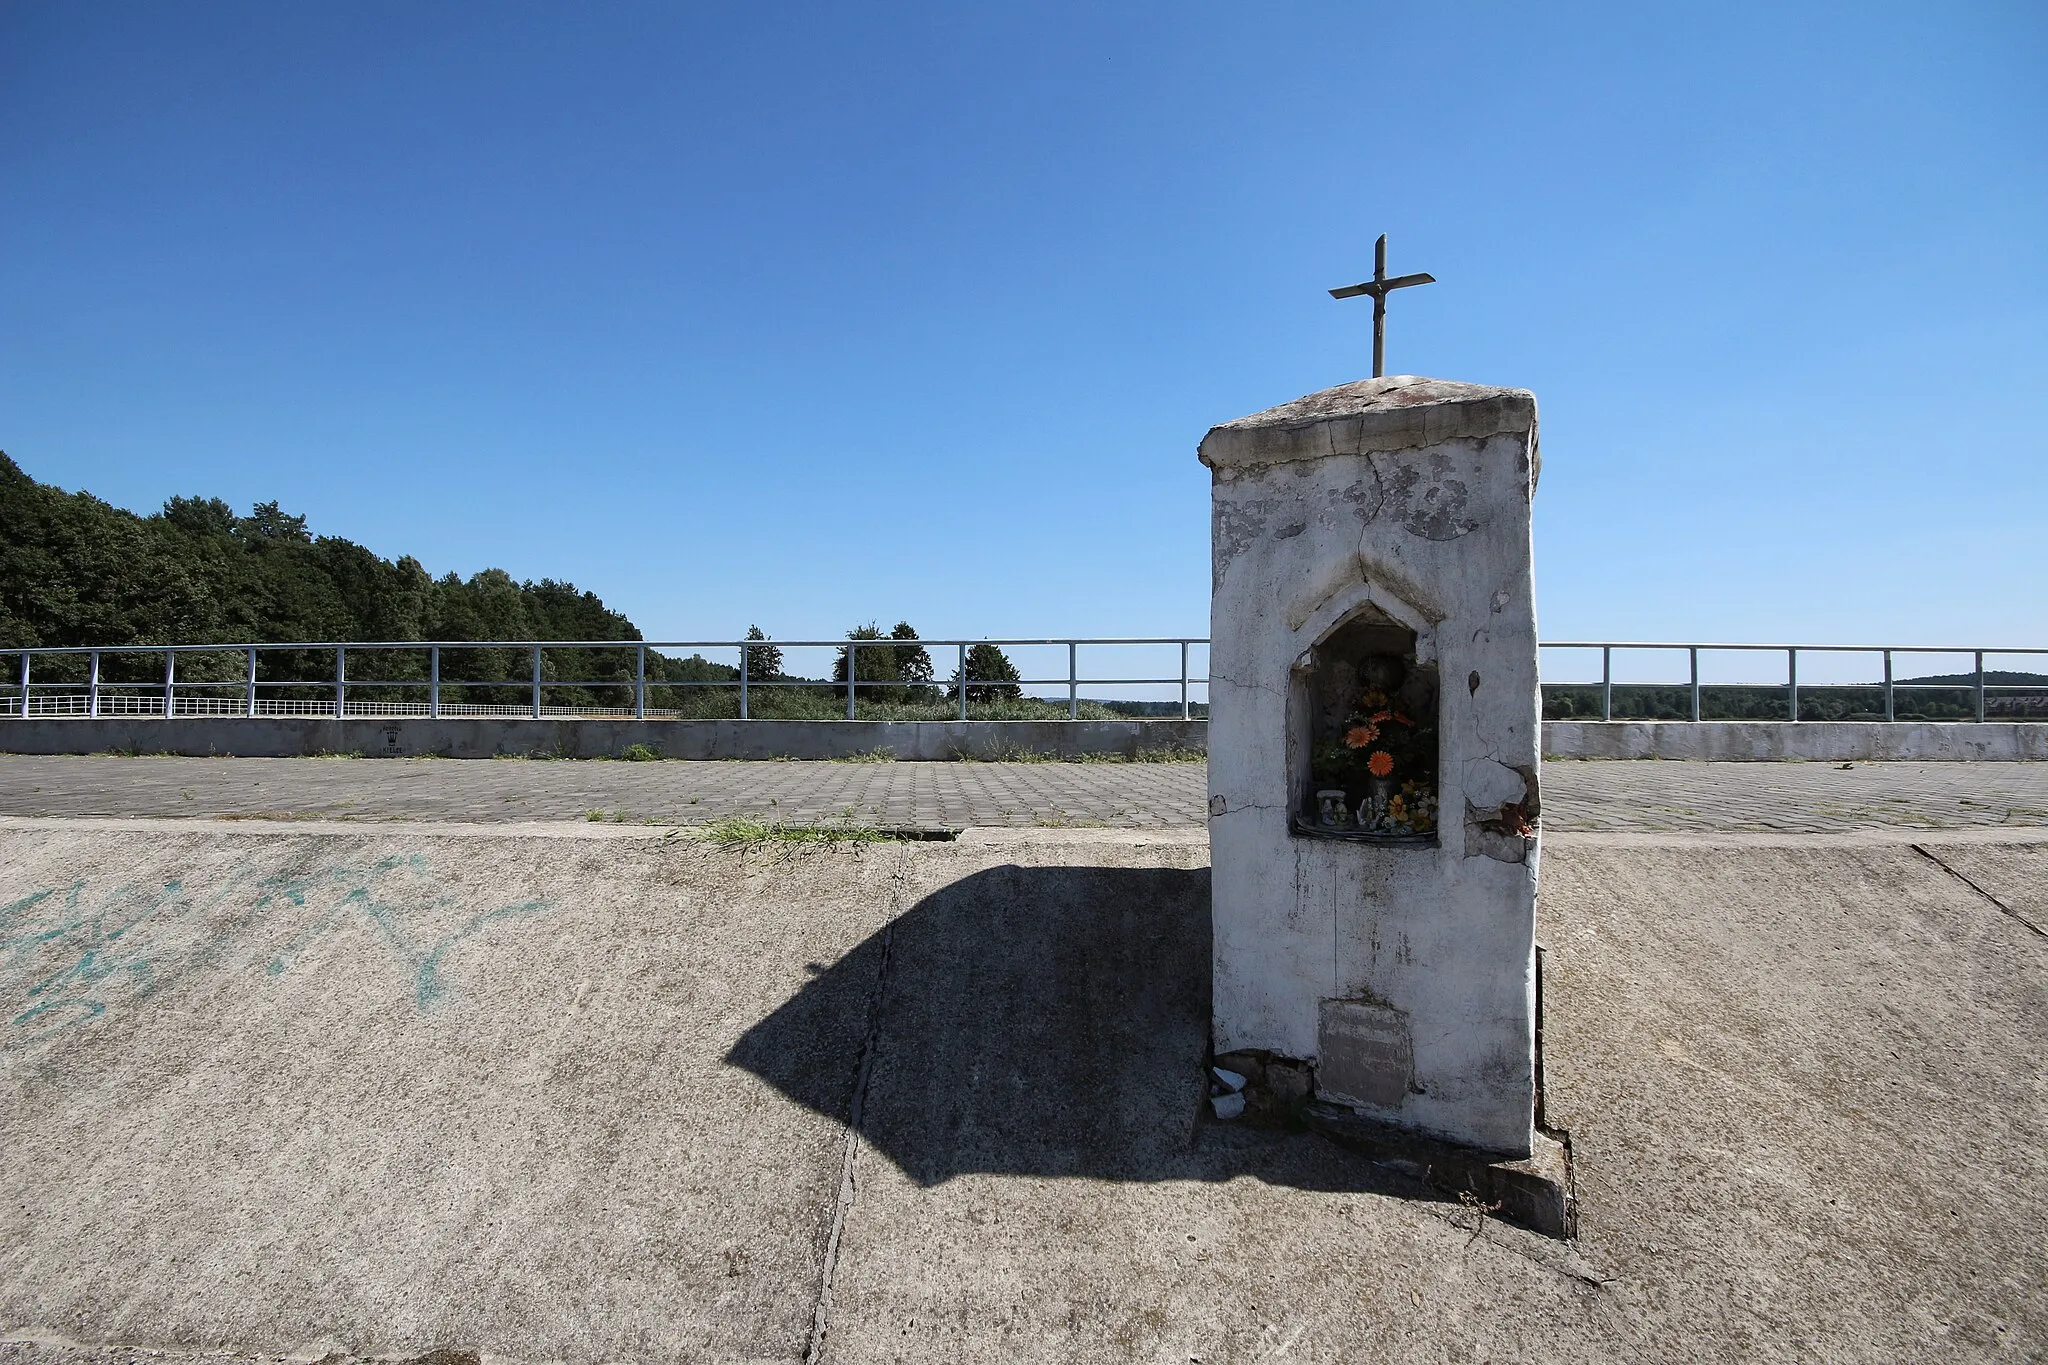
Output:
0 453 1026 708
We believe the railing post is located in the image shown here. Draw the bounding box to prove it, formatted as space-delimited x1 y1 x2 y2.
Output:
957 643 968 722
1883 650 1894 722
1600 646 1611 722
429 646 441 719
1975 650 1986 723
1181 640 1191 721
89 651 101 720
531 645 543 720
245 648 257 717
163 650 176 719
1068 642 1078 720
15 650 28 719
636 643 647 720
739 643 749 721
1688 646 1700 722
846 642 857 721
1787 648 1798 722
336 647 347 719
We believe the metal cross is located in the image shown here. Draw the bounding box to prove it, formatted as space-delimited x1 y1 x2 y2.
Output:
1329 234 1435 378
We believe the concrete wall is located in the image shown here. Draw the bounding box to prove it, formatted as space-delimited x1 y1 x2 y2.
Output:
1544 721 2048 762
4 717 2038 763
0 717 1208 761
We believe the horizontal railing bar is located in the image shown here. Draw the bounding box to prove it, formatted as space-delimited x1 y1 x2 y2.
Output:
31 679 2040 693
1542 643 2048 654
0 638 1216 655
114 678 1215 689
6 638 2039 656
1538 681 2046 692
53 676 2048 690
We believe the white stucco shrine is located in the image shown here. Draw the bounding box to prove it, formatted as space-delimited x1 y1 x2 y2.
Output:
1202 374 1543 1157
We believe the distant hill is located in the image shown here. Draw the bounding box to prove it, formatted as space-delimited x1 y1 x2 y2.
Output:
1898 671 2048 686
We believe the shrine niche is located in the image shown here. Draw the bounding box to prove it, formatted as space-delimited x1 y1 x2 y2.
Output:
1296 611 1439 841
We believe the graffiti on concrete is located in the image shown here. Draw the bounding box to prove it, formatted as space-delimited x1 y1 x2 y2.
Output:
0 854 553 1050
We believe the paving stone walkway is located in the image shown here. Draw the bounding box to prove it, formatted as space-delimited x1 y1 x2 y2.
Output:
1 754 2045 832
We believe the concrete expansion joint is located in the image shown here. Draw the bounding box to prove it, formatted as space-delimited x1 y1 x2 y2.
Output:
1909 844 2047 939
803 844 911 1364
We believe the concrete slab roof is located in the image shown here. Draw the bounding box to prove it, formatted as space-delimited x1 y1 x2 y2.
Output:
1199 374 1538 471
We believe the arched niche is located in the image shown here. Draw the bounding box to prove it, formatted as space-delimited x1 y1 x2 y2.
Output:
1290 602 1441 843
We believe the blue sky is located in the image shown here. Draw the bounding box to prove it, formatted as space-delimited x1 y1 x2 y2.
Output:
3 2 2043 684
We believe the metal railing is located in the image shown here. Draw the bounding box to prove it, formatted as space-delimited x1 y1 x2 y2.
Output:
0 638 1212 722
2 638 2042 724
1542 642 2048 723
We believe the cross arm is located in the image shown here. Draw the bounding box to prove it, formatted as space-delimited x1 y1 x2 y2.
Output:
1328 272 1436 300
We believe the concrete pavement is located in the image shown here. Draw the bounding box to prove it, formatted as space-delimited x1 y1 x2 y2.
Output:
2 814 2044 1362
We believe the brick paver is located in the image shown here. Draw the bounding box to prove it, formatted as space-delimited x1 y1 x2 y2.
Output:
0 754 1208 829
1 754 2045 833
1545 758 2048 833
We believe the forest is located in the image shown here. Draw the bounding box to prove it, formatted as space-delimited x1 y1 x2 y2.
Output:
23 453 2021 724
0 454 1109 718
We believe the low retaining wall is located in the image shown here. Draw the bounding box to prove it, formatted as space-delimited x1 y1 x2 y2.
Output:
4 718 2040 762
1543 721 2048 762
0 716 1209 761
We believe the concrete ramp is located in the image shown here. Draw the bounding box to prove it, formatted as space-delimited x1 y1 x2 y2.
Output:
0 819 909 1364
2 818 2044 1363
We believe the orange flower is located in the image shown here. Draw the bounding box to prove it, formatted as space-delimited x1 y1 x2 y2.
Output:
1367 750 1394 777
1343 724 1379 748
1370 710 1392 724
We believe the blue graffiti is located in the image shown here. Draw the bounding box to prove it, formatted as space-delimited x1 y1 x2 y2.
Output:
1 855 555 1048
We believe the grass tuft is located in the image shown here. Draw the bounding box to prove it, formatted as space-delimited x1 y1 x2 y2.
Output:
954 743 1207 764
702 818 894 845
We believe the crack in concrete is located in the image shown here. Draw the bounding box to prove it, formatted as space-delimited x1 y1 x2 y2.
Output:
804 845 911 1363
1910 844 2046 940
1207 667 1288 700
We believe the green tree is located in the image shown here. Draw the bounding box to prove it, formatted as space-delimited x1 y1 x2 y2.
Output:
832 622 898 701
243 500 311 543
743 625 782 681
949 642 1022 703
890 621 935 697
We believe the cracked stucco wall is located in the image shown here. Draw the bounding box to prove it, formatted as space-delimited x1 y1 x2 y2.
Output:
1201 377 1541 1156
